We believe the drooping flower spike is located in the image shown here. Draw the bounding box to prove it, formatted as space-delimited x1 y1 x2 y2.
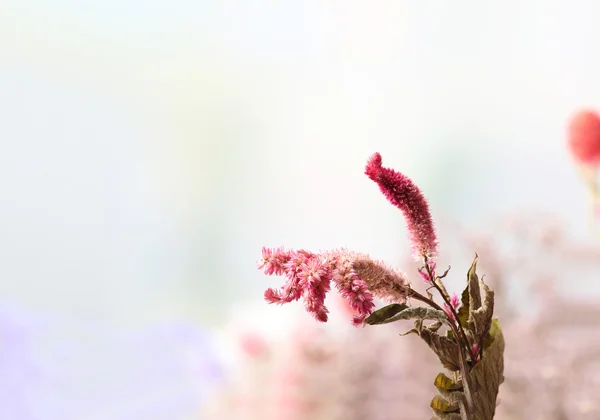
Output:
259 247 410 326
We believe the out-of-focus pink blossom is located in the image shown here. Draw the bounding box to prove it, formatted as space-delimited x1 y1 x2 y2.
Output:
239 333 269 359
365 152 438 259
567 109 600 165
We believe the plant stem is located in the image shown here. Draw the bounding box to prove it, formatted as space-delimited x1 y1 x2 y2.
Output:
407 284 475 418
423 258 473 354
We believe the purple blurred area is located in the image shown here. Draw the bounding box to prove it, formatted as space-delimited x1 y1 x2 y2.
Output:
0 302 221 420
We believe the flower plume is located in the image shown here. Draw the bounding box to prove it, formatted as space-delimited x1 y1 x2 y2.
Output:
259 247 410 325
365 152 438 259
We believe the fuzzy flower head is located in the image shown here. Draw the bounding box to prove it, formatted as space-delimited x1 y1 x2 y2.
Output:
365 153 438 260
567 109 600 165
258 247 410 326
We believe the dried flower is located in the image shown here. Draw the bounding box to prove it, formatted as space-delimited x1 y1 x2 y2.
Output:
365 153 438 259
567 109 600 165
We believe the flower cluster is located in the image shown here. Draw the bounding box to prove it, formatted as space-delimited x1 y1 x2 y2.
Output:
258 153 437 326
259 247 410 325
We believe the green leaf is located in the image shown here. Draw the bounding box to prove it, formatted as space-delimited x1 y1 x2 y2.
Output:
467 254 482 310
482 318 501 351
433 373 463 391
367 306 447 326
468 278 495 353
365 303 408 325
457 254 482 332
456 285 470 330
430 395 459 412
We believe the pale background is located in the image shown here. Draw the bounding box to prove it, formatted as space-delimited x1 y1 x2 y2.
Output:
0 2 599 416
2 1 598 327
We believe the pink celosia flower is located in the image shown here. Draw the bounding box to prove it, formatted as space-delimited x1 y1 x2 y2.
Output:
443 303 456 322
418 267 431 284
471 343 480 361
365 153 438 259
258 246 290 276
298 258 331 322
417 260 437 284
567 109 600 165
449 292 460 309
259 248 410 325
443 292 460 322
350 255 411 304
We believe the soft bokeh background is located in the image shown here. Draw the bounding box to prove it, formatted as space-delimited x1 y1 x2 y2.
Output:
1 1 600 419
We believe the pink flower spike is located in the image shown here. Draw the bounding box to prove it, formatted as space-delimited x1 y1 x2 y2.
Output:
365 153 438 259
427 260 437 275
472 343 480 359
418 267 433 284
258 247 412 326
443 303 456 322
450 292 460 310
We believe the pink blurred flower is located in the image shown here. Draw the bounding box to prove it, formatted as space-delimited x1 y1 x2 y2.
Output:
239 333 269 359
365 153 438 259
567 109 600 165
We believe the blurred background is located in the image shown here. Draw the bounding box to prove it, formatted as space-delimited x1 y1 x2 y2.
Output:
1 1 599 419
